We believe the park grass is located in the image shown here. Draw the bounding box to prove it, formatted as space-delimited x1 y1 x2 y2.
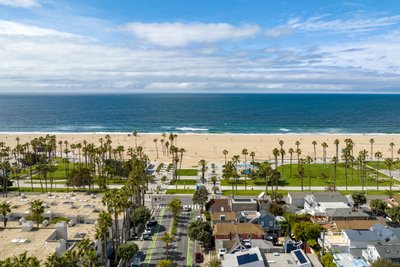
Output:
165 189 195 194
366 161 400 170
176 169 198 176
169 179 197 186
7 187 106 193
222 189 399 197
274 163 397 187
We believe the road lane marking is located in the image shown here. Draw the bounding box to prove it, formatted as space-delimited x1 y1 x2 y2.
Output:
143 208 165 267
186 210 194 267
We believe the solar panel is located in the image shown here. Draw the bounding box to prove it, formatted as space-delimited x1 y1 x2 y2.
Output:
237 253 259 265
294 250 308 264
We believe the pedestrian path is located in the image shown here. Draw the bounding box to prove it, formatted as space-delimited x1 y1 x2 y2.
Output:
154 204 201 210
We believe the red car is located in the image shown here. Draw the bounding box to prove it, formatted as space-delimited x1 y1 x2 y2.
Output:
195 252 204 263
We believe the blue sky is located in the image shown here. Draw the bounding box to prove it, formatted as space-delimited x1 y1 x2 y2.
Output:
0 0 400 93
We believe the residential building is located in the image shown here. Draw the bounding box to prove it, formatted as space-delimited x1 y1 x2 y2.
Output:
208 198 231 212
210 211 237 226
290 249 312 267
363 242 400 265
213 223 265 240
221 247 265 267
231 198 258 212
287 192 309 208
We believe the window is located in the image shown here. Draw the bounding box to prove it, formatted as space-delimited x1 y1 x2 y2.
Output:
261 221 264 226
220 215 226 221
221 207 225 212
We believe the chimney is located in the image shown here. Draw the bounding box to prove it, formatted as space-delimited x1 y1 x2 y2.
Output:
56 222 68 240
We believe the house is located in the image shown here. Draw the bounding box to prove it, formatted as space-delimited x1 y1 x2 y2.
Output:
231 198 258 212
213 223 265 240
333 252 368 267
236 209 281 236
335 220 386 231
304 192 350 217
325 208 371 222
210 212 237 226
208 198 231 212
362 242 400 265
287 192 309 208
221 235 249 254
284 237 303 253
290 249 312 267
221 247 265 267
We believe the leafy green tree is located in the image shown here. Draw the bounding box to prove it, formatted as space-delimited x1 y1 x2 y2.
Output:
370 199 388 215
371 258 400 267
269 203 284 216
387 206 400 224
293 221 321 248
0 201 11 228
193 186 208 212
131 206 151 226
204 256 221 267
222 161 237 196
29 199 45 227
160 232 175 259
321 253 336 267
118 242 138 266
96 211 112 266
188 220 213 248
167 197 182 219
157 259 173 267
352 192 367 208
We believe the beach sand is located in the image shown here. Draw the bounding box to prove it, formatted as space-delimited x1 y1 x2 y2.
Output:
0 133 399 167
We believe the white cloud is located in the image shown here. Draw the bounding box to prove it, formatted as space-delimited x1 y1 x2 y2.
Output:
269 15 400 35
0 0 39 8
0 20 399 93
0 20 80 38
123 22 260 47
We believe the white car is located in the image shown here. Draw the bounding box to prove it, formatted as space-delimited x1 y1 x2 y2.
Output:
218 248 227 258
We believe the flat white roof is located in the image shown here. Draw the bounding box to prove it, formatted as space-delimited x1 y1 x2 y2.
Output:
320 202 349 209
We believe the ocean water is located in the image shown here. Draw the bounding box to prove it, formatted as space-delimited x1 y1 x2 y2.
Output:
0 94 399 134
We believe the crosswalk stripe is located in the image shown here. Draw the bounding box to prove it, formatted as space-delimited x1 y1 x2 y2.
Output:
154 204 201 210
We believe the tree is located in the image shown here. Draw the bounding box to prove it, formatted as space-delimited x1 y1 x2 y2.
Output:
222 161 237 196
3 252 41 267
375 151 382 190
390 142 395 160
369 138 375 160
199 159 207 184
153 138 159 158
222 149 228 165
385 158 394 193
298 159 305 192
160 232 175 258
321 142 328 164
321 253 336 267
387 206 400 224
118 242 138 267
204 256 221 267
96 211 112 266
352 192 366 208
270 203 284 216
188 220 213 248
242 148 249 190
312 140 317 162
292 221 321 250
167 197 182 219
288 148 294 178
371 258 400 267
157 259 173 267
370 199 388 215
29 199 44 227
193 186 208 212
131 206 151 226
334 139 340 160
0 201 11 228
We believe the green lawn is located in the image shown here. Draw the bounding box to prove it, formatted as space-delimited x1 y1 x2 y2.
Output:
366 161 400 170
165 189 195 194
177 169 198 176
169 179 197 185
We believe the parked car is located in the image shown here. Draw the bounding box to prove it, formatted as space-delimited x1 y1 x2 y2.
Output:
183 205 192 212
131 251 145 267
143 233 152 240
195 253 204 263
218 248 227 258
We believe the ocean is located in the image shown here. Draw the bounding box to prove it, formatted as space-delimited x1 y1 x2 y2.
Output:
0 94 399 134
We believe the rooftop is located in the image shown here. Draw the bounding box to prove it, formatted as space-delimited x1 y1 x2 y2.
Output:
313 192 348 203
222 247 264 267
375 243 400 259
326 208 369 218
211 212 237 221
333 253 368 267
213 223 265 236
335 220 386 231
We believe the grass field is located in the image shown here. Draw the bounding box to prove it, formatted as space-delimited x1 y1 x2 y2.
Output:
169 179 197 185
366 161 400 170
165 189 196 194
176 169 198 176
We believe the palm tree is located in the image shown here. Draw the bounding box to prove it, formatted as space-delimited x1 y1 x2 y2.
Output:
133 130 138 148
334 139 340 160
242 149 248 190
160 139 165 155
280 148 286 180
390 142 395 160
222 161 237 197
10 252 40 266
331 156 338 191
250 151 255 170
161 232 175 259
279 139 284 149
222 149 228 165
96 211 112 266
385 158 394 193
29 199 44 228
306 156 313 190
342 146 351 191
375 151 382 190
199 159 207 184
154 138 159 158
0 201 11 228
298 159 305 192
321 142 328 164
288 148 294 178
272 148 280 192
296 148 302 166
295 140 300 150
312 140 317 162
232 155 240 192
178 148 186 181
369 138 375 160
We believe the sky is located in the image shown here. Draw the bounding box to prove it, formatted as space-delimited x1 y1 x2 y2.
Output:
0 0 400 93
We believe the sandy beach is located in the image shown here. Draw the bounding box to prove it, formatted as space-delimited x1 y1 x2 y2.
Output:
1 133 399 167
